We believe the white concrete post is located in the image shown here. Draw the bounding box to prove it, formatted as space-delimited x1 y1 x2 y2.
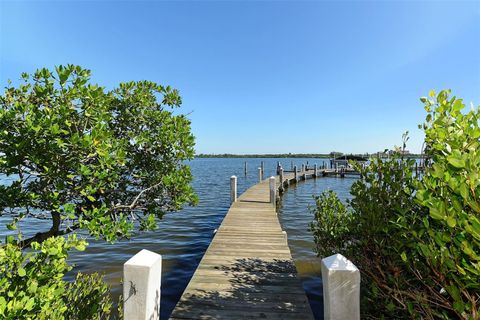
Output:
258 167 262 182
321 254 360 320
294 165 298 181
282 230 288 246
269 176 276 207
123 249 162 320
314 164 318 177
230 175 237 203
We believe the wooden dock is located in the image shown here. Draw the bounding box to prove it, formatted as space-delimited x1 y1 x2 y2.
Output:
170 171 314 319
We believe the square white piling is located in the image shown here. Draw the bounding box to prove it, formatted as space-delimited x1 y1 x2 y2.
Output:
321 253 360 320
123 249 162 320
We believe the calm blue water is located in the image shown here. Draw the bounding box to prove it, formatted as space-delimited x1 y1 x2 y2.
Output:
0 158 355 319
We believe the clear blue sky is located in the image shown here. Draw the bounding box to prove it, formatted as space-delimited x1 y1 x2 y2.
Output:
1 1 479 154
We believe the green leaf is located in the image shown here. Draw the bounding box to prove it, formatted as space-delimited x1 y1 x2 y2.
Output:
28 281 38 294
24 297 35 311
452 99 464 112
447 155 465 168
429 207 445 220
75 243 86 251
446 216 456 228
6 222 16 231
18 267 26 277
459 184 469 200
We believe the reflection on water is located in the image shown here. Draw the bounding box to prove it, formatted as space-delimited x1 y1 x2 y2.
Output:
0 158 354 319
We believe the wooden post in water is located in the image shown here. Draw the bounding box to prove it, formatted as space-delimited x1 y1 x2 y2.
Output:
294 165 298 181
314 164 318 178
230 175 237 204
244 161 247 175
269 176 276 207
123 250 162 320
258 167 262 182
301 164 305 172
280 167 284 184
261 161 264 176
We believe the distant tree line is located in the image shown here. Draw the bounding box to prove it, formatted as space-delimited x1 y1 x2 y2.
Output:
195 153 424 159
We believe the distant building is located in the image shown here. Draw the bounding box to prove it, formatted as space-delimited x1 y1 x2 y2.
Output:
330 154 368 168
388 149 410 155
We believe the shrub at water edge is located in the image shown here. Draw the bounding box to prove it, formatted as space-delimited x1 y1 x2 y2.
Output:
310 90 479 319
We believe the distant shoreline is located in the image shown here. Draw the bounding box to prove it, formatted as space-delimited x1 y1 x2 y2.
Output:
195 153 423 159
195 154 331 158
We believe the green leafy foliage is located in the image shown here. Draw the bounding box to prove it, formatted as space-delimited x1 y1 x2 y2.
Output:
0 235 114 319
311 91 480 319
310 190 353 257
64 272 112 320
415 90 480 317
0 235 81 319
0 65 197 245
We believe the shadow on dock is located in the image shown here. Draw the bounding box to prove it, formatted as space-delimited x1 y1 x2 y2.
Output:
170 257 312 319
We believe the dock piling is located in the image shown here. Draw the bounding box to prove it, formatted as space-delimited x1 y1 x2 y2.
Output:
230 175 237 203
258 167 262 182
314 164 318 177
294 165 298 181
269 176 276 207
282 230 288 246
244 161 247 175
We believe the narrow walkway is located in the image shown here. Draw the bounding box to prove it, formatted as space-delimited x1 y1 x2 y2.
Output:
170 172 314 319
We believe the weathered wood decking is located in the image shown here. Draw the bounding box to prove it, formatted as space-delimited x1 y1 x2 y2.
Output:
170 171 314 319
